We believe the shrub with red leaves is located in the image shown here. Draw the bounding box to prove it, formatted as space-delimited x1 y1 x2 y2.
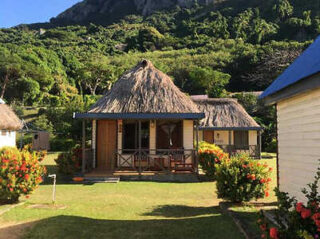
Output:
0 146 46 204
55 147 82 175
198 142 228 177
215 154 272 202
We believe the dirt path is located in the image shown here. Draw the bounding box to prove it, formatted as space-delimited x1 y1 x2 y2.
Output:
0 221 36 239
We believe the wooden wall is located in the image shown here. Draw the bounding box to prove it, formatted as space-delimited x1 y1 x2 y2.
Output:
150 120 156 150
201 130 258 146
277 87 320 202
249 130 258 145
97 120 117 170
183 120 194 149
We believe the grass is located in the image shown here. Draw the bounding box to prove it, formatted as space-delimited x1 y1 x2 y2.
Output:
0 152 244 239
261 152 276 159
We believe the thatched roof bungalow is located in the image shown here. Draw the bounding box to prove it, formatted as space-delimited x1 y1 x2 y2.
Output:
74 60 204 177
0 99 22 148
192 97 262 158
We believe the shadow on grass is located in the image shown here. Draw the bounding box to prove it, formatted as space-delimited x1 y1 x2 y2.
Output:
143 205 218 218
249 201 278 207
0 213 244 239
225 203 276 239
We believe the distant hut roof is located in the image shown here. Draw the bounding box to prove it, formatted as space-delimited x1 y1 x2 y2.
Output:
0 99 23 131
193 98 262 130
230 91 263 97
88 60 201 116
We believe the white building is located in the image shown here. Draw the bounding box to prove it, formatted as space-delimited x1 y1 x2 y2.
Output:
260 36 320 202
0 99 23 148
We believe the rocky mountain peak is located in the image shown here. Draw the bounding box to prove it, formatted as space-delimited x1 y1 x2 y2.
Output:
51 0 214 25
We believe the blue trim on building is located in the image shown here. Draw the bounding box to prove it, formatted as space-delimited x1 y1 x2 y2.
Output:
73 112 205 120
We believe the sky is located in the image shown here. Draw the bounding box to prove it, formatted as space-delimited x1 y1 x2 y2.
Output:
0 0 82 28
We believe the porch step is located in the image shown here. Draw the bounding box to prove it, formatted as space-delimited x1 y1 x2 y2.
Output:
84 177 120 183
120 173 199 182
174 163 193 171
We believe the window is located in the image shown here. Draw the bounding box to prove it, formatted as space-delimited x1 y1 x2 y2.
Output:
122 120 149 153
1 130 7 136
156 120 183 149
234 131 249 150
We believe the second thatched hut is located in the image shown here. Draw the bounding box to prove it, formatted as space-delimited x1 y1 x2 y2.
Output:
192 96 262 158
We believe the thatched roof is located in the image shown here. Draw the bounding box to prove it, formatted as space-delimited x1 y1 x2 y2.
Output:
89 60 200 114
0 100 23 131
193 98 262 130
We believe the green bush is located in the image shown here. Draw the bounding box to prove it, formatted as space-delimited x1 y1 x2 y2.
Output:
198 142 228 177
55 147 82 175
215 154 272 202
16 134 33 148
50 138 76 151
0 146 47 203
265 138 277 153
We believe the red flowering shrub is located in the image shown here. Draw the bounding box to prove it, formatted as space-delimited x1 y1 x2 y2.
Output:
258 161 320 239
215 154 272 202
198 142 228 177
0 146 46 204
55 147 82 175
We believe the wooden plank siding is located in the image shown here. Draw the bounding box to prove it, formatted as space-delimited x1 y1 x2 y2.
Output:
277 87 320 202
249 131 258 145
183 120 194 165
97 120 117 171
149 120 156 150
183 120 194 150
203 130 214 144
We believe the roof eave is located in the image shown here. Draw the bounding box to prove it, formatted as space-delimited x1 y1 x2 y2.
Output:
260 73 320 105
74 112 205 120
199 126 263 131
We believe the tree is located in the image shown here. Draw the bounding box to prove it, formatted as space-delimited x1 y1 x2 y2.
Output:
251 18 278 43
76 54 115 95
242 48 302 89
272 0 293 20
0 48 22 99
189 67 230 98
126 27 164 52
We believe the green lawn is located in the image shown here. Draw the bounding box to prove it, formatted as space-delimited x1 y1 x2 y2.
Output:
0 153 244 239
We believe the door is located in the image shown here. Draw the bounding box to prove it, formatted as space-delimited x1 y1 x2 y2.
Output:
234 131 249 150
97 120 117 171
203 130 214 144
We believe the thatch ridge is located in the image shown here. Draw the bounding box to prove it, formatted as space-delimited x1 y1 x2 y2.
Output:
89 60 200 114
0 101 23 131
193 98 261 129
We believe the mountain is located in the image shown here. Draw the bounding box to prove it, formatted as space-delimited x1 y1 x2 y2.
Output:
51 0 214 26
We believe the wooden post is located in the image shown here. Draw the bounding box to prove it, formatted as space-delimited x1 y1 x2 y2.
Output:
259 130 262 159
275 104 280 189
228 130 232 156
195 121 199 174
138 120 142 176
19 131 24 149
82 120 86 174
92 120 97 168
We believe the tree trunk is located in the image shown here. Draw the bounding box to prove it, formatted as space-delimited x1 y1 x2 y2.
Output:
0 74 9 99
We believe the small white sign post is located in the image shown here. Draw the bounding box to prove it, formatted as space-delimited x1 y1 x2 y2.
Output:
48 174 56 204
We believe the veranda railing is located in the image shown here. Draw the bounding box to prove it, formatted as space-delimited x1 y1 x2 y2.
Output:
115 149 197 174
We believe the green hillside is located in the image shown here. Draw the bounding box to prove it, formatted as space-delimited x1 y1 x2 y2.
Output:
0 0 318 150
